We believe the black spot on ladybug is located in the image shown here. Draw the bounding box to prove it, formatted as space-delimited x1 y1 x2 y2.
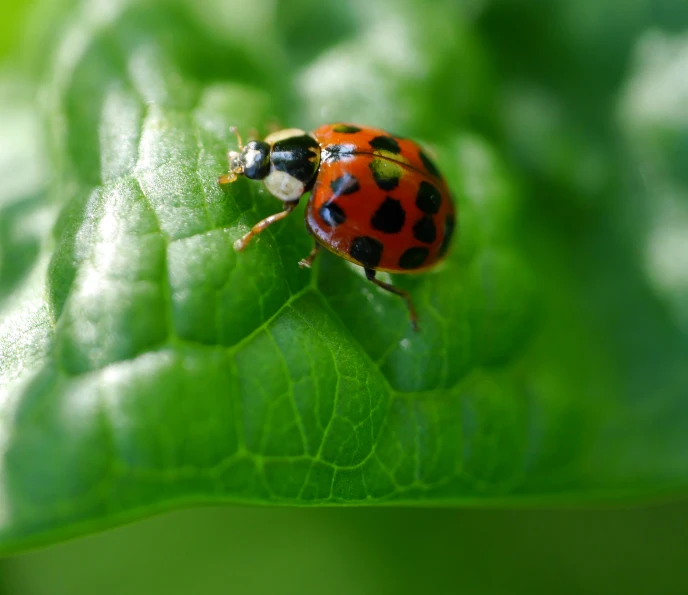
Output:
369 158 402 191
330 173 360 196
319 202 347 227
369 135 401 154
439 214 455 257
416 181 442 215
419 149 440 177
333 124 362 133
371 197 406 234
322 144 356 163
413 216 437 244
399 247 429 269
350 236 383 268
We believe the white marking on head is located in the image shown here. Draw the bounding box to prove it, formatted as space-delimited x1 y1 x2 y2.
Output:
264 128 307 145
264 170 305 201
243 147 263 170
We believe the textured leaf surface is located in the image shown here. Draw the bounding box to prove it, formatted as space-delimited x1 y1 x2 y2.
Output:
1 0 688 554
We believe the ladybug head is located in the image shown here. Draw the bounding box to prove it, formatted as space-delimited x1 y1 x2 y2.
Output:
229 140 270 181
221 126 271 184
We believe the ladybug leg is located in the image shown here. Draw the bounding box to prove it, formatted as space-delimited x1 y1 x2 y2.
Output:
233 201 298 251
364 268 419 332
265 118 282 134
298 243 321 268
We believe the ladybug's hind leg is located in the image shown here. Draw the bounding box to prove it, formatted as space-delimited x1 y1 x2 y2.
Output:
298 243 321 268
234 200 298 252
364 268 419 332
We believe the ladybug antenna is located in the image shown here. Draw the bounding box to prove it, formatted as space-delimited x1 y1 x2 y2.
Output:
229 126 244 150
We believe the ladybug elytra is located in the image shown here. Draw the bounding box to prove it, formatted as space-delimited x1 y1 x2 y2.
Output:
218 124 456 331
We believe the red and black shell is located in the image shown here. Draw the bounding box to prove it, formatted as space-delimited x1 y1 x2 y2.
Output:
304 123 456 273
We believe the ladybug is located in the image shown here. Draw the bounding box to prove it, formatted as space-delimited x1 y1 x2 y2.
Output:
218 123 456 330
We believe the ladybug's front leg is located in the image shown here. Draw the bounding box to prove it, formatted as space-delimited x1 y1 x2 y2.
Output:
233 200 298 252
364 268 420 332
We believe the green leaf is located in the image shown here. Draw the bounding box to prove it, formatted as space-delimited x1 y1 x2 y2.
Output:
1 0 687 555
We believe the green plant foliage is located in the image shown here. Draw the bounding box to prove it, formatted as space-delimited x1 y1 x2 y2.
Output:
1 0 688 555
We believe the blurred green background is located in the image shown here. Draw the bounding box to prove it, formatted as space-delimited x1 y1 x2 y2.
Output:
2 0 688 592
3 502 688 594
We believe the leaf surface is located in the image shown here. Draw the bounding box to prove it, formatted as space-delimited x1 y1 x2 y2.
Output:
1 0 687 554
